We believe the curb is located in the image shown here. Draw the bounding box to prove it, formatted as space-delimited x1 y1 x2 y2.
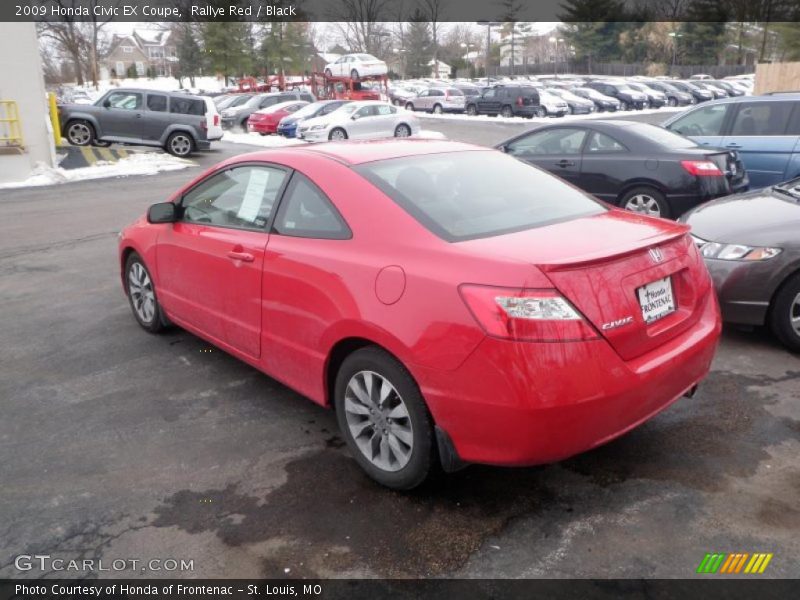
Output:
57 145 137 170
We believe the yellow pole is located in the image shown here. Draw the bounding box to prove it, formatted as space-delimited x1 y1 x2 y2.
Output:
48 92 62 147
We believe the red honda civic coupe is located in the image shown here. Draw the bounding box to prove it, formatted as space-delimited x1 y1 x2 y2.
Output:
118 140 721 489
247 101 308 135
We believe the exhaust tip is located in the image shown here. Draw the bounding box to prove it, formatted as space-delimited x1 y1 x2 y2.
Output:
683 385 699 399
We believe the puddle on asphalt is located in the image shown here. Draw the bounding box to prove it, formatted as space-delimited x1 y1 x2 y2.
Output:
151 369 799 577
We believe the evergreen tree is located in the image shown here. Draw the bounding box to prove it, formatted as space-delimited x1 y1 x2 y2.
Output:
558 0 628 71
405 10 434 79
202 22 252 83
679 0 730 65
175 23 204 88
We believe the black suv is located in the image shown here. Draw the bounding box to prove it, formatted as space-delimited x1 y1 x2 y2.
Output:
465 85 544 118
584 81 648 110
220 90 315 130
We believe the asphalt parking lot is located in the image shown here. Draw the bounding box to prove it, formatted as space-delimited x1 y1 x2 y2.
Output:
1 112 798 579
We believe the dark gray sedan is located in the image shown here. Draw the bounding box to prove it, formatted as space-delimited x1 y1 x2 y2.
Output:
684 178 800 351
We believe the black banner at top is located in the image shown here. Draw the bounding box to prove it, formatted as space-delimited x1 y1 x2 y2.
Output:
2 0 800 23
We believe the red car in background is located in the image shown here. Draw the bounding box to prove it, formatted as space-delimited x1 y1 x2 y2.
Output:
118 140 721 490
247 100 309 135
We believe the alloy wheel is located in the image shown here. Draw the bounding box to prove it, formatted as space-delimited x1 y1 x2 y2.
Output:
394 124 411 138
344 370 414 472
791 292 800 337
433 104 443 114
170 135 192 156
67 122 92 145
624 194 661 217
128 262 156 324
329 128 347 141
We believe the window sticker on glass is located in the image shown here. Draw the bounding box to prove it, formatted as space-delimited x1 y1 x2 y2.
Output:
237 169 270 223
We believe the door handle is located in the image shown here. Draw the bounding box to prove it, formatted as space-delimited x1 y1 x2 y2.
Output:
725 143 741 148
227 251 254 263
556 159 575 167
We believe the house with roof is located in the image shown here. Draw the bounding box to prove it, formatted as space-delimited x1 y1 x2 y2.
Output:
103 29 177 79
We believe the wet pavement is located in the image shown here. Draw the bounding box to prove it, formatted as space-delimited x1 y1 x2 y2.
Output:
1 118 798 579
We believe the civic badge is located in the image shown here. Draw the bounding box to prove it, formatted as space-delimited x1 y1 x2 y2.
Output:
649 248 663 263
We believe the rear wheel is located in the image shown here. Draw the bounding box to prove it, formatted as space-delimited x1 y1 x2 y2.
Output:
769 273 800 352
668 97 678 107
125 253 166 334
466 104 477 116
500 105 513 118
165 132 194 157
620 186 669 219
66 120 94 146
394 124 411 138
432 103 443 114
621 100 630 110
405 102 415 111
534 106 546 118
329 127 348 141
334 347 436 490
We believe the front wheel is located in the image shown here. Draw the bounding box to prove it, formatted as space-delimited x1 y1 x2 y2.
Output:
394 123 411 137
166 132 194 157
125 253 166 334
328 127 348 141
668 97 678 107
405 102 414 112
534 106 546 118
500 105 513 118
466 104 477 116
432 103 443 114
334 347 436 490
621 101 630 111
620 186 669 219
769 273 800 352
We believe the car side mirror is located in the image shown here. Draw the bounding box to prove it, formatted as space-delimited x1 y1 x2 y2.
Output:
499 145 507 153
147 202 177 224
351 114 360 120
103 99 111 108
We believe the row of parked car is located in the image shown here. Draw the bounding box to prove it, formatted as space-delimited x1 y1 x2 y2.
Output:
389 74 754 118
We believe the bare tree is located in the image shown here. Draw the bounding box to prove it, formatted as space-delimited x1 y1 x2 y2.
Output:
329 0 394 55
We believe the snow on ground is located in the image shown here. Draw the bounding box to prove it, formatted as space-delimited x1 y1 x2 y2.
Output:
71 76 226 101
414 106 684 125
0 153 193 190
221 129 448 146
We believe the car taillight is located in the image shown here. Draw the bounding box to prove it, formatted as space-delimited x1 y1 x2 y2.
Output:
458 285 598 342
516 96 523 106
214 115 219 126
681 160 723 177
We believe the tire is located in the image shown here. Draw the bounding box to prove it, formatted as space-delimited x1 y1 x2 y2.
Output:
668 97 678 107
334 346 436 490
405 102 414 111
324 69 332 78
240 119 249 133
769 272 800 352
621 101 630 111
394 123 411 138
501 105 513 118
534 106 546 118
328 127 348 141
124 252 166 334
65 120 95 146
92 139 111 148
620 186 669 219
466 104 477 116
432 103 443 114
165 132 194 157
351 69 359 80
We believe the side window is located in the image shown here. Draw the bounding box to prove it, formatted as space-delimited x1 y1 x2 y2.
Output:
507 128 587 156
273 173 351 240
106 91 142 110
418 90 429 97
483 89 496 99
354 106 372 118
147 94 168 112
730 101 794 136
586 131 628 153
181 166 288 231
170 97 204 115
260 96 278 108
376 104 393 116
787 103 800 135
668 104 730 136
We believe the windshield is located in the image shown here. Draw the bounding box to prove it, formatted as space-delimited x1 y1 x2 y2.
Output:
355 151 606 242
223 94 253 108
293 102 335 119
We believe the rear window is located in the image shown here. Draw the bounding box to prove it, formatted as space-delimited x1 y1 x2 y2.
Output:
446 88 463 96
631 123 698 149
170 97 204 115
355 151 605 242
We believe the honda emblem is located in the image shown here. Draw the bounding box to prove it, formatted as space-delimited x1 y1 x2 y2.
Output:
648 248 663 263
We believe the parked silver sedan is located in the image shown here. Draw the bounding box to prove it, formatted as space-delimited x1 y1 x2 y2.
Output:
405 87 465 114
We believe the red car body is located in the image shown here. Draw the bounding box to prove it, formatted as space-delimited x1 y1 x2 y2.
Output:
118 140 721 471
247 101 308 135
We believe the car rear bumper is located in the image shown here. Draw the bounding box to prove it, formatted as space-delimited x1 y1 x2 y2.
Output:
195 140 211 150
277 126 297 137
416 292 720 467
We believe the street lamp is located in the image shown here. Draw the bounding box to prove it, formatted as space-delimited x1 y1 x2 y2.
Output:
549 36 564 77
460 41 476 76
669 31 684 76
477 21 501 86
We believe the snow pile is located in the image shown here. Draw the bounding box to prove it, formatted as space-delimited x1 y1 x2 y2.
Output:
0 153 193 189
415 106 684 125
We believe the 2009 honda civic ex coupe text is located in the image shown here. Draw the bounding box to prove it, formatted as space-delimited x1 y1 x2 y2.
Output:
118 140 721 490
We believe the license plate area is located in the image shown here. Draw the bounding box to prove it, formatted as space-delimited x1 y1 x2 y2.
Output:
637 276 676 324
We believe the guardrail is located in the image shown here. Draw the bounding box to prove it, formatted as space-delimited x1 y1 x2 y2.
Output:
0 100 23 148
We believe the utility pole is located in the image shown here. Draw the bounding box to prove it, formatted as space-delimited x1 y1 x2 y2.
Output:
477 21 501 86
